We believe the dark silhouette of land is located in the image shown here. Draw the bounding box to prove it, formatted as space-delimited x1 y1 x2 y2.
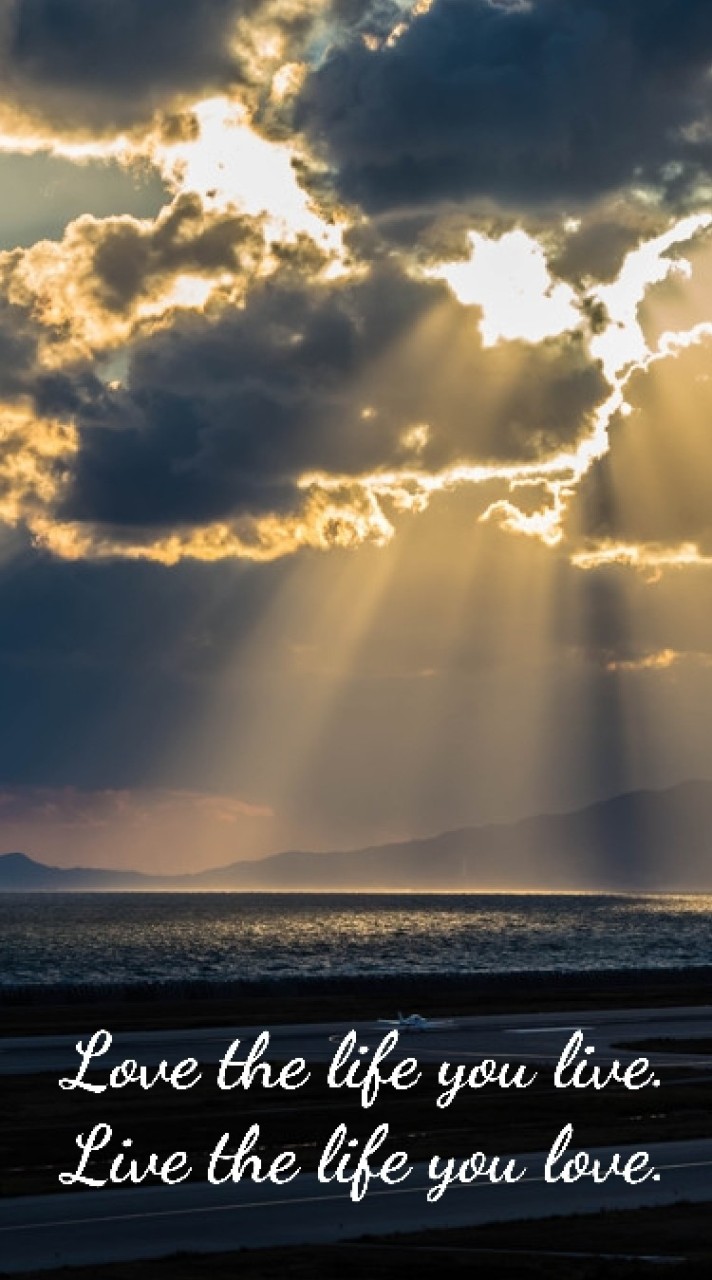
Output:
1 780 711 892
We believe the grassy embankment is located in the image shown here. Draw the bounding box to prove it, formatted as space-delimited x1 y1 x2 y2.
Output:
2 969 711 1037
3 1203 712 1280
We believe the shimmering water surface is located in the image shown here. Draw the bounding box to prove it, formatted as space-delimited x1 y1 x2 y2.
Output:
2 894 711 989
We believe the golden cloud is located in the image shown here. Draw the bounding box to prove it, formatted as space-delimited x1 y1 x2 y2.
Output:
571 541 712 577
0 402 76 527
28 482 394 565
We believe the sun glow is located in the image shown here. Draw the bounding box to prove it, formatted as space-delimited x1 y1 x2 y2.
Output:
431 229 580 345
155 97 344 255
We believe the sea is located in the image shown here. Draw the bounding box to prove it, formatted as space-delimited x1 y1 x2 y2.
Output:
2 893 712 991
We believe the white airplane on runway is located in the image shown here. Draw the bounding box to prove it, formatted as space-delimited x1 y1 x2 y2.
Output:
377 1012 454 1032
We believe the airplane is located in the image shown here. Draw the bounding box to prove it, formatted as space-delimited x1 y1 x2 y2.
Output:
377 1012 454 1032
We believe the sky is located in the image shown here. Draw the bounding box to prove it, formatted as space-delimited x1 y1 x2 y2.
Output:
0 0 711 873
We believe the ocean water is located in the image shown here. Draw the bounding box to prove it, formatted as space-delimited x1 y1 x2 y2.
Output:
1 893 712 990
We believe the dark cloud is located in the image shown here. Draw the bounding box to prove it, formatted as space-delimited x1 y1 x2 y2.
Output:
60 265 442 527
1 0 291 128
297 0 712 213
549 204 672 287
54 262 605 532
89 194 264 310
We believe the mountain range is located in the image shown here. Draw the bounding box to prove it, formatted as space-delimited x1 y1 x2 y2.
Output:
1 780 711 892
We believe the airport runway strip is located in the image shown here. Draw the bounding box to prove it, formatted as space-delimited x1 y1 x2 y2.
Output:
1 1007 711 1271
2 1004 712 1075
1 1138 711 1273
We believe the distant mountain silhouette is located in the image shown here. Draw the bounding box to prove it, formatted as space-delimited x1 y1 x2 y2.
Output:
1 780 711 892
0 851 152 891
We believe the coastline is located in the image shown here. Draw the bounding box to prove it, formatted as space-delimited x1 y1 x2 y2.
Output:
2 966 711 1037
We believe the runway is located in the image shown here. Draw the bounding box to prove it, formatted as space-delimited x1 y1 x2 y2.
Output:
2 1004 712 1077
1 1137 711 1273
2 1006 711 1271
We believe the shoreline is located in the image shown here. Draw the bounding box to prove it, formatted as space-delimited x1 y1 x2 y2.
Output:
2 966 710 1037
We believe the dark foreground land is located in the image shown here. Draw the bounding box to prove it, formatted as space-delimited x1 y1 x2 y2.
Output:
2 968 711 1037
2 973 711 1275
4 1203 712 1279
2 971 712 1197
618 1038 712 1055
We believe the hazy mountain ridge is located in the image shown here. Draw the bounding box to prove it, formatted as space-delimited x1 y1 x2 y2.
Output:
1 780 711 892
